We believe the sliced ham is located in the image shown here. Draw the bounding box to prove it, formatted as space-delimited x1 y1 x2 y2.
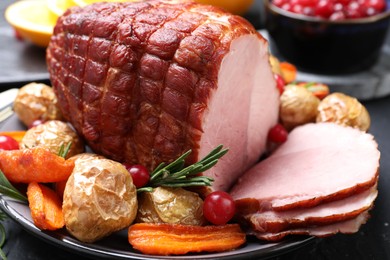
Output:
244 185 377 233
253 211 370 242
46 0 279 193
230 123 380 213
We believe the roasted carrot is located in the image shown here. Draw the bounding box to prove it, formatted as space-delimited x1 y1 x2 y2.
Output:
0 147 74 183
0 131 26 143
128 223 246 255
280 62 297 84
26 182 65 230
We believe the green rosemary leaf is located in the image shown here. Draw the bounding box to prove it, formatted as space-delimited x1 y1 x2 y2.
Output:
139 145 228 193
0 170 27 202
57 142 72 159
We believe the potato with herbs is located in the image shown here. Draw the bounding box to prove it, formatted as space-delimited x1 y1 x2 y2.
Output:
316 92 370 131
137 187 205 226
13 82 63 127
280 85 320 130
20 120 84 159
62 157 138 243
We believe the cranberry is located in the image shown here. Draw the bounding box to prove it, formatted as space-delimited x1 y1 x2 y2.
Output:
315 0 335 18
330 10 347 19
0 135 19 151
203 191 236 225
273 0 288 7
123 164 150 188
268 124 288 143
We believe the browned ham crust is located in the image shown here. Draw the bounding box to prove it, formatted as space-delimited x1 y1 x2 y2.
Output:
46 0 279 192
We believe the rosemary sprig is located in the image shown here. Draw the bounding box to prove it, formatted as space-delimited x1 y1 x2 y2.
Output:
137 145 228 193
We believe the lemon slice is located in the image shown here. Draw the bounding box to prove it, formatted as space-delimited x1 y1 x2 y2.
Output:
5 0 57 48
47 0 77 19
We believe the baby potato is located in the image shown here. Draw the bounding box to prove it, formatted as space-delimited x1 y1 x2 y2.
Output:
280 85 320 130
62 157 138 243
136 187 205 226
13 82 63 127
316 92 370 131
20 120 84 159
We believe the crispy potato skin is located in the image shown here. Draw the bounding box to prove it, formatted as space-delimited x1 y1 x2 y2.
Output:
13 82 63 126
20 120 84 159
137 187 205 226
62 157 137 243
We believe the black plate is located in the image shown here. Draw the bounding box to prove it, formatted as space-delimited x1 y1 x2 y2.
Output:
0 114 314 259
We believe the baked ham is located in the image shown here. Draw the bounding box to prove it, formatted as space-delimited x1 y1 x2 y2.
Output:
230 123 380 240
231 123 380 212
46 0 279 192
245 185 377 233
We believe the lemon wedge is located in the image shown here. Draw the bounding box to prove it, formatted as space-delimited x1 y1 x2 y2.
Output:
47 0 77 19
5 0 57 48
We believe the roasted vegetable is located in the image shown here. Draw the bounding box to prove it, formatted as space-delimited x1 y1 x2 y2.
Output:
280 85 320 130
137 187 205 226
128 223 246 255
0 147 74 183
27 182 65 231
13 82 63 127
62 157 137 243
20 120 84 158
316 92 370 131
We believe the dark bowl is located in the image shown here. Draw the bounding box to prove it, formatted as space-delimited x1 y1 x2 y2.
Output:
264 0 390 74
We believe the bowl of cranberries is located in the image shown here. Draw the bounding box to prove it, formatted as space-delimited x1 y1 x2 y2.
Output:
264 0 390 74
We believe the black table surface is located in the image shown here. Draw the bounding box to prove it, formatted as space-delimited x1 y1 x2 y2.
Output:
1 0 390 259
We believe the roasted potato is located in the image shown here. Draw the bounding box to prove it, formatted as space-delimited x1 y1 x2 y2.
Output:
62 157 138 243
280 85 320 130
137 187 205 226
20 120 84 158
13 82 63 127
316 92 370 131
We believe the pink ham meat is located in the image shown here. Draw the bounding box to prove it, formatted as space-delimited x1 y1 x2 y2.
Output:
231 123 380 213
46 0 279 192
244 185 377 233
253 211 370 242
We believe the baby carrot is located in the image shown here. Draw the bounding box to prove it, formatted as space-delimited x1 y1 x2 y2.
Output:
27 182 65 230
128 223 246 255
0 147 74 183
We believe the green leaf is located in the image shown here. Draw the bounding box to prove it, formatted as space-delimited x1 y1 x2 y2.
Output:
57 142 72 159
139 145 228 193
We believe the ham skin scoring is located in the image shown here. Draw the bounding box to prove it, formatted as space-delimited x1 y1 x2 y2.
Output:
46 0 280 192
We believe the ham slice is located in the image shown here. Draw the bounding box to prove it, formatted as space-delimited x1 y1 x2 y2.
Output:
244 185 377 233
230 123 380 212
253 211 370 242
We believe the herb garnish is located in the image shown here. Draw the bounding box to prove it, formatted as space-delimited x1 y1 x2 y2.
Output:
58 142 72 159
138 145 228 193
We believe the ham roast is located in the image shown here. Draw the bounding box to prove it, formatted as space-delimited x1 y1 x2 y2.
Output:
46 0 279 192
230 123 380 241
